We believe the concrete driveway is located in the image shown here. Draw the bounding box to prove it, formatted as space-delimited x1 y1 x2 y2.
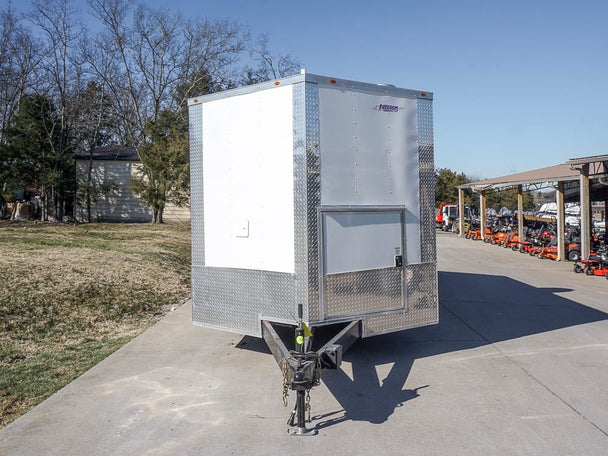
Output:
2 232 608 455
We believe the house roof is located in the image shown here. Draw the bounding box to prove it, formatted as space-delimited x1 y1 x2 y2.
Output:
73 146 139 161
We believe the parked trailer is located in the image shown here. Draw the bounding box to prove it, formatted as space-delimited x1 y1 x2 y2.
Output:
188 71 437 434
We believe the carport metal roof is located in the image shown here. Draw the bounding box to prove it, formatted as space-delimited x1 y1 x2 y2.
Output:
458 164 579 192
455 154 608 262
458 154 608 192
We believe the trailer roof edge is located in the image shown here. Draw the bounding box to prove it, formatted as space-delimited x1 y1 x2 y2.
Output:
188 71 432 105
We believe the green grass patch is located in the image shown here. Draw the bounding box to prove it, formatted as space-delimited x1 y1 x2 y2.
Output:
0 221 191 428
0 336 133 428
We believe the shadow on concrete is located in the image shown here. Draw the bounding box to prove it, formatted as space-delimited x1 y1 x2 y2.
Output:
240 271 608 429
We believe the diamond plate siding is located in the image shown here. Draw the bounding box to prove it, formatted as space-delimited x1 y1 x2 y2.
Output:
192 266 295 337
189 103 204 267
189 81 436 337
190 89 301 335
293 82 309 321
305 83 321 322
324 268 403 318
363 263 438 336
417 98 436 263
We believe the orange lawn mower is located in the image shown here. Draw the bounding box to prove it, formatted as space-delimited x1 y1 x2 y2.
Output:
484 218 510 245
525 226 555 256
573 234 608 278
517 226 538 254
465 219 491 240
489 227 508 246
538 228 582 261
503 226 523 250
515 220 552 255
490 215 517 246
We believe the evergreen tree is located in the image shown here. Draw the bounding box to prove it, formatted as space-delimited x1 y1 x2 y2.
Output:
132 110 189 223
484 187 535 213
0 94 73 220
435 168 473 207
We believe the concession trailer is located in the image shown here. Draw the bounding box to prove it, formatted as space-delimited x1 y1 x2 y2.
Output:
188 70 437 434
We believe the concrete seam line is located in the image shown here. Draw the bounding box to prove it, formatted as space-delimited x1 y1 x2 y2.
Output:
440 302 608 438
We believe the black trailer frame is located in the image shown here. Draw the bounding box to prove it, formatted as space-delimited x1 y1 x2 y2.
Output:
261 306 361 435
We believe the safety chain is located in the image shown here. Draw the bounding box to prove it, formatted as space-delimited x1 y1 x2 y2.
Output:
305 389 311 422
314 355 322 386
280 352 322 410
280 355 291 407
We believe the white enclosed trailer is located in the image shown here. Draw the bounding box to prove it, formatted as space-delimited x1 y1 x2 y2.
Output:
188 71 437 336
188 71 437 433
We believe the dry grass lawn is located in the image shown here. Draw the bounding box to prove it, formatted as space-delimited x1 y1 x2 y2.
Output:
0 221 191 428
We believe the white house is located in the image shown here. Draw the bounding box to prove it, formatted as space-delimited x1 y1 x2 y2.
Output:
73 146 189 223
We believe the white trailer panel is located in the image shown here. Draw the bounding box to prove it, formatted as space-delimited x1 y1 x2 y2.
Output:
188 72 437 337
202 85 295 273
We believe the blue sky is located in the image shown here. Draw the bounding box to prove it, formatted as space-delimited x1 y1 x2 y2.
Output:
148 0 608 179
11 0 608 180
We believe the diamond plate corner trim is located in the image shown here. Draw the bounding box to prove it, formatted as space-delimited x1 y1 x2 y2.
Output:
362 262 438 337
189 102 204 267
293 82 308 321
192 266 295 337
305 83 321 322
417 99 436 263
324 268 403 318
190 91 298 334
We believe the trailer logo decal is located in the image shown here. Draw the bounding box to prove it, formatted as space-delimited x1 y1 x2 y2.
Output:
373 104 403 113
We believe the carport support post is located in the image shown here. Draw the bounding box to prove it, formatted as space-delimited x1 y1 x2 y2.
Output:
480 192 487 240
580 164 591 260
517 185 524 249
458 188 465 237
556 182 566 261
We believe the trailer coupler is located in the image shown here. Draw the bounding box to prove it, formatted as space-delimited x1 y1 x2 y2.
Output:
282 351 321 435
262 313 361 435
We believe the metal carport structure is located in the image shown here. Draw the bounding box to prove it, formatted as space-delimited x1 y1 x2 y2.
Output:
457 155 608 261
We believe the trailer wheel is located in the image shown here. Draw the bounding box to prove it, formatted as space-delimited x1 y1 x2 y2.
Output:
519 246 526 253
573 264 583 273
465 233 470 239
538 252 544 259
529 250 536 256
567 250 580 262
585 267 594 276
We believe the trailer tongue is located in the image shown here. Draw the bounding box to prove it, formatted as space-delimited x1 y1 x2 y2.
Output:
188 71 438 433
262 305 361 435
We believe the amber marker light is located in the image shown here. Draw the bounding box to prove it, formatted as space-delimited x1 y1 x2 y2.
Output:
329 79 337 84
274 81 281 86
193 99 199 103
420 92 426 97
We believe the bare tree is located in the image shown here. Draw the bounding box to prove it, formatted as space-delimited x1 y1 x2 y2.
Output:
0 3 39 145
0 3 40 218
174 17 246 109
28 0 86 220
2 0 299 222
87 0 247 147
72 80 118 222
242 33 302 85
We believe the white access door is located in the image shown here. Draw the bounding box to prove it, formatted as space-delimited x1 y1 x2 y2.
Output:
320 209 405 319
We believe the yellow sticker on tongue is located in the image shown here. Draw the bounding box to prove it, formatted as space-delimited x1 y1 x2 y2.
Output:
302 322 313 337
